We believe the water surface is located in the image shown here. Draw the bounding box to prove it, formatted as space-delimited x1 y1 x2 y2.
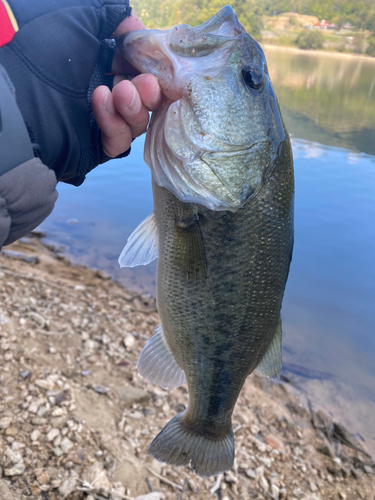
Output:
40 47 375 454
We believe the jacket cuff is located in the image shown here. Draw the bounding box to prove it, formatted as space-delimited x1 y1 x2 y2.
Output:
0 157 58 248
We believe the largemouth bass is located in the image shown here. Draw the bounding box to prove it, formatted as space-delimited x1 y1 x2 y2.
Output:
118 6 294 477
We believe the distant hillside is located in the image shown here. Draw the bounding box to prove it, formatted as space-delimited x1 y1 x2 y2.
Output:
130 0 375 34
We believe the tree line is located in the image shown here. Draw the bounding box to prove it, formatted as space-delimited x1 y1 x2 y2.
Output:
130 0 375 36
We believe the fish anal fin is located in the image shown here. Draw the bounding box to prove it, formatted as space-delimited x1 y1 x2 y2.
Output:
118 212 158 268
137 324 186 388
255 317 282 379
148 412 234 477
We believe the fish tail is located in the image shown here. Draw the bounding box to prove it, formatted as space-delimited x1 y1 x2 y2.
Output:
148 412 234 477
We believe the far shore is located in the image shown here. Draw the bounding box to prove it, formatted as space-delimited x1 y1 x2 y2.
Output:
261 42 375 62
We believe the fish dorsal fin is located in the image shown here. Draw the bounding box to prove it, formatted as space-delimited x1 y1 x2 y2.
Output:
137 324 186 388
255 317 282 379
118 212 158 268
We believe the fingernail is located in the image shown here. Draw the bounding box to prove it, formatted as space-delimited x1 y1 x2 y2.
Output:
102 88 116 116
127 85 142 113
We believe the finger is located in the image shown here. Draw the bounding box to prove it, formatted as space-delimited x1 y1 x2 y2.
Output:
131 73 162 111
92 86 132 158
112 13 147 75
112 80 150 138
113 13 146 38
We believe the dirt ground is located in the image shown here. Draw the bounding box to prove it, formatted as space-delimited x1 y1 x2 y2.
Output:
0 235 374 500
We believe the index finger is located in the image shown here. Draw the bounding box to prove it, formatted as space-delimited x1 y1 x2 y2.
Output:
113 13 146 38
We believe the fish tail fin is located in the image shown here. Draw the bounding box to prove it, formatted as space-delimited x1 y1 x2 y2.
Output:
148 412 234 477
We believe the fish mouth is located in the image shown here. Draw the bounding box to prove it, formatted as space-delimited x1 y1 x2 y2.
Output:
116 7 248 102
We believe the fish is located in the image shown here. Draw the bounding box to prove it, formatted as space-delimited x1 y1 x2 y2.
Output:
117 6 294 477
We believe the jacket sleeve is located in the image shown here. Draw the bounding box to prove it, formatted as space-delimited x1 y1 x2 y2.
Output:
0 157 58 248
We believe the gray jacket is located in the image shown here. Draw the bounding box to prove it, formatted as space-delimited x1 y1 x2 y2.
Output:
0 66 58 248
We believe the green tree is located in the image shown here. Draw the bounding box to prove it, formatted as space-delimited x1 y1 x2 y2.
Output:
296 29 324 49
366 37 375 57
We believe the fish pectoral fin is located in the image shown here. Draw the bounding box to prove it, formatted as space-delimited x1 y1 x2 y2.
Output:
174 214 207 282
137 324 186 388
255 317 282 379
118 212 158 268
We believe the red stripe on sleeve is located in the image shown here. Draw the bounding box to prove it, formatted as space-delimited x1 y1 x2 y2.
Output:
0 1 16 47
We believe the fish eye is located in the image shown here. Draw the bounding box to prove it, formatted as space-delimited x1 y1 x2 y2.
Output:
242 64 264 91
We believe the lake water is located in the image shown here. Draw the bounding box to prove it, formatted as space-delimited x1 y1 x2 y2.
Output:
40 47 375 454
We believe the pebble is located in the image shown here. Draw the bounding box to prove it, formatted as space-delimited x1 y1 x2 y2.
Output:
260 475 269 493
35 379 55 391
124 334 135 349
254 438 266 452
93 385 108 395
60 437 74 454
30 429 41 441
310 481 318 492
0 416 12 429
246 468 256 479
4 463 25 476
270 484 280 500
135 494 162 500
58 471 79 499
28 312 46 328
20 370 30 379
53 446 63 457
46 428 60 442
363 465 373 474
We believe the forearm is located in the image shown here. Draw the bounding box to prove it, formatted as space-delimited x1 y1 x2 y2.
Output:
0 158 58 248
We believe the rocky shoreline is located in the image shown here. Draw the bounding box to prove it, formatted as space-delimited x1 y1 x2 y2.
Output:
0 235 374 500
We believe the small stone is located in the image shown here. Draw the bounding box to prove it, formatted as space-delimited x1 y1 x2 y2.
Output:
0 416 12 429
31 417 47 426
53 447 63 457
81 370 91 377
82 462 112 491
93 385 108 395
339 493 347 500
124 334 135 349
46 429 60 442
266 435 283 450
36 469 50 485
28 312 46 328
270 484 280 500
95 270 110 280
35 379 55 391
363 465 374 474
11 442 25 450
317 443 335 459
246 469 256 479
20 370 30 379
28 400 40 414
4 463 25 476
117 386 150 407
250 424 260 435
260 475 269 493
60 437 74 454
310 481 318 492
135 494 162 500
30 429 41 441
58 471 78 499
254 438 266 453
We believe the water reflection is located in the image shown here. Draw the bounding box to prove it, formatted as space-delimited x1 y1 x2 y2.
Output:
263 46 375 155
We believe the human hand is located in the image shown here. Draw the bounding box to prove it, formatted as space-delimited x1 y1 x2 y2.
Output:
92 15 162 158
0 0 161 185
